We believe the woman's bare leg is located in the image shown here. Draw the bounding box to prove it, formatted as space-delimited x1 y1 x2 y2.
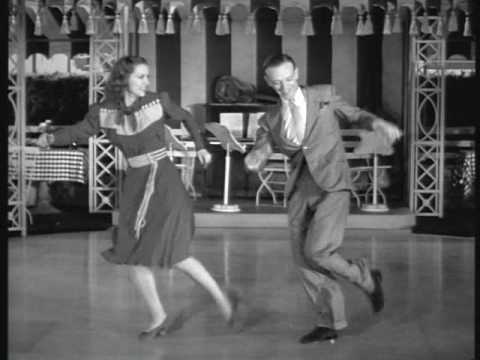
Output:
129 265 167 331
174 257 232 321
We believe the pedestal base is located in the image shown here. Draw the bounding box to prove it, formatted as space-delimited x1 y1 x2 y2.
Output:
361 203 389 213
31 200 61 214
212 204 241 213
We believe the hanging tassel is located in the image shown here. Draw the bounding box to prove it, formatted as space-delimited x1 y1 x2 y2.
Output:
463 14 471 37
330 8 343 35
34 12 43 36
215 13 224 35
274 18 283 36
435 15 444 36
301 14 315 36
156 13 165 34
363 12 373 35
447 10 458 32
9 14 16 37
383 12 392 34
10 13 16 28
86 14 95 35
165 13 174 34
355 13 364 36
60 13 70 34
113 13 122 34
138 12 149 33
409 15 418 36
420 16 430 34
392 11 401 33
222 13 230 35
191 12 202 33
70 9 79 31
245 14 256 35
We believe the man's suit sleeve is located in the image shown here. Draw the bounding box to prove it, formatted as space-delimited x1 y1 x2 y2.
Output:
330 96 379 130
244 113 273 172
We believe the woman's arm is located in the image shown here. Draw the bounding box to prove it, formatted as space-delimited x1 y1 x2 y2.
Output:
159 92 205 150
37 104 101 147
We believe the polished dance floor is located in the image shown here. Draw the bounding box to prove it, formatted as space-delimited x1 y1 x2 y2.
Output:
9 228 474 360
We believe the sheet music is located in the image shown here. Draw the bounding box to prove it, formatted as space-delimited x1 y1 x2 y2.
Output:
219 113 244 138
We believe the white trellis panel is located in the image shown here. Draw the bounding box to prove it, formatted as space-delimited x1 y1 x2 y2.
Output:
8 0 28 235
88 16 125 214
409 16 445 217
89 132 125 213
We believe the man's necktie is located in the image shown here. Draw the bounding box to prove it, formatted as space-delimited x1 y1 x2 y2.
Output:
283 99 305 145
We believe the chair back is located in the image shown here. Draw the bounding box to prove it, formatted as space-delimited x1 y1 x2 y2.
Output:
163 125 198 197
164 125 188 152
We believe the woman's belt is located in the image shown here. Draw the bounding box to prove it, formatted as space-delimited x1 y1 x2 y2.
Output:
127 148 168 240
127 148 168 168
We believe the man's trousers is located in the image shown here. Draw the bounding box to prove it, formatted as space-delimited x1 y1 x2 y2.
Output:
288 161 371 330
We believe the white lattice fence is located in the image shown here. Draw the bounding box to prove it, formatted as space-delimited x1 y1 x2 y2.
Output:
8 0 28 235
409 16 445 217
89 132 125 213
88 13 125 214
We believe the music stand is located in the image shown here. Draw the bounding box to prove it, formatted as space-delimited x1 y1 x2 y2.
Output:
204 123 246 212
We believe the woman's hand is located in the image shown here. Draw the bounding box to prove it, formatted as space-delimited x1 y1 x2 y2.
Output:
197 148 212 168
36 133 53 148
372 119 403 144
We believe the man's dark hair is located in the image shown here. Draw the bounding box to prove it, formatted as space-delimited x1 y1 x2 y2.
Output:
262 54 296 73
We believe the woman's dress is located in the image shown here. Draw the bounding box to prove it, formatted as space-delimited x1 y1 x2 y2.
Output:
51 92 204 267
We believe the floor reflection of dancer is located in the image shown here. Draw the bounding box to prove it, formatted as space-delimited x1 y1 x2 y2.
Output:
37 56 238 339
245 54 402 344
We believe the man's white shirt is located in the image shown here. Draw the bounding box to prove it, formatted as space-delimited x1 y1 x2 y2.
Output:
281 87 307 145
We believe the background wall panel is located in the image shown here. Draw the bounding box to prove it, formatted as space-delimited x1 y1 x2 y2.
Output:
281 7 307 85
156 16 181 103
307 6 332 85
205 7 231 103
256 7 282 97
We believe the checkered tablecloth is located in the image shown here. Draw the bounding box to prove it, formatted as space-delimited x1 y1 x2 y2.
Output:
9 147 87 184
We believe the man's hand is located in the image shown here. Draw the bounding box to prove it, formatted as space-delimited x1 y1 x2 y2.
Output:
372 119 403 144
244 152 264 172
197 148 212 168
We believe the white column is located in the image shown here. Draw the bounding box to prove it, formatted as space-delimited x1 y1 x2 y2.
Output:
180 21 207 123
332 7 358 105
282 18 307 85
138 28 157 91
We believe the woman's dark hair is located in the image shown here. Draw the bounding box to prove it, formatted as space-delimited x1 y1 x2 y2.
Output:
262 53 296 73
104 56 148 103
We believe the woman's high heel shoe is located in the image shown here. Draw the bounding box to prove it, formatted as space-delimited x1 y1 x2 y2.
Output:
138 311 187 340
138 319 168 340
225 289 243 329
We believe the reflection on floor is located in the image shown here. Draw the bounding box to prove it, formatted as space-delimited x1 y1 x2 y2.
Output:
9 228 474 360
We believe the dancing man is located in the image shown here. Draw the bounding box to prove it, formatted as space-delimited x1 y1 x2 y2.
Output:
245 54 402 343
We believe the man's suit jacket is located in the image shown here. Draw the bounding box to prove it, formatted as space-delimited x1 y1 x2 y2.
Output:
246 84 379 199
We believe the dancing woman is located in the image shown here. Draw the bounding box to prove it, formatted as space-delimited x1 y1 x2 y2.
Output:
37 56 237 338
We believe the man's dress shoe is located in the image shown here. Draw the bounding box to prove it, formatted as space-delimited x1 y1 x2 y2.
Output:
299 326 338 344
368 269 384 313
